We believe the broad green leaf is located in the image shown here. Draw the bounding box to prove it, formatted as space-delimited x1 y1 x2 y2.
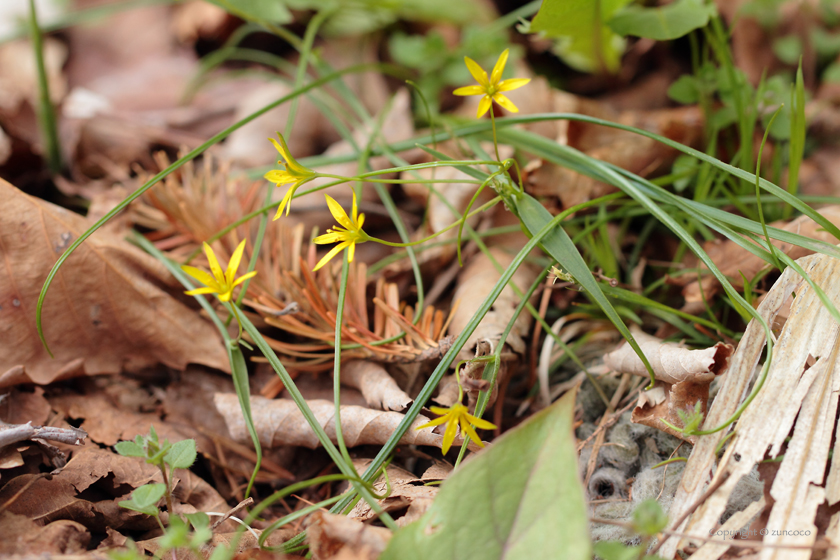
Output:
204 0 292 25
114 440 145 458
119 483 166 516
381 389 590 560
608 0 716 40
667 75 699 104
164 439 197 470
530 0 632 73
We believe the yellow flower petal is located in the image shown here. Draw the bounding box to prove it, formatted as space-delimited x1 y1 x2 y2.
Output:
429 406 455 415
273 187 295 220
464 56 490 88
313 231 345 245
182 265 217 288
232 270 258 286
265 169 295 186
356 212 365 231
492 93 519 113
313 241 350 271
416 414 451 430
184 286 218 296
226 240 248 285
497 77 531 92
465 413 497 431
476 96 492 118
347 240 356 263
453 85 485 97
203 243 225 282
269 136 290 161
490 49 509 85
350 190 359 222
459 420 485 448
325 195 354 230
442 415 459 454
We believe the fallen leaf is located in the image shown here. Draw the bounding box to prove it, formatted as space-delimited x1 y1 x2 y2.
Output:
679 205 840 304
0 511 90 555
380 389 591 560
307 511 391 560
214 393 481 452
341 360 413 412
347 459 437 526
0 178 228 387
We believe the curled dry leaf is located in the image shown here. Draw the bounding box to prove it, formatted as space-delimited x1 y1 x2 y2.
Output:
340 360 413 412
679 205 840 305
307 511 391 560
604 328 733 385
214 393 481 452
0 179 228 388
605 329 732 444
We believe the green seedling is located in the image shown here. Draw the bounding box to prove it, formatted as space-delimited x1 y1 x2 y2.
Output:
115 426 197 527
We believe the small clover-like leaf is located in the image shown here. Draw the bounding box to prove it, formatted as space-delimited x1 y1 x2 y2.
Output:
115 440 145 458
164 439 197 470
632 499 668 537
119 483 166 516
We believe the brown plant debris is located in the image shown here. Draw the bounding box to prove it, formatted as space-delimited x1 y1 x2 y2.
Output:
340 360 413 412
659 249 840 558
214 393 482 451
0 179 229 388
307 511 391 560
605 329 732 444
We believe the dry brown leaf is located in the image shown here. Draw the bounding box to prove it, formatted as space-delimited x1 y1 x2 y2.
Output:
341 360 413 412
307 511 391 560
606 329 732 444
526 98 703 210
0 447 161 533
0 511 90 555
0 179 228 387
347 459 437 526
680 205 840 303
660 249 840 558
605 329 733 385
0 38 67 111
214 393 481 451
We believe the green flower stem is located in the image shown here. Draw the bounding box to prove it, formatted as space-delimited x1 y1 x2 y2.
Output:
28 0 62 174
235 12 325 316
330 202 587 515
453 265 551 470
333 254 355 470
365 196 501 248
36 62 387 354
236 311 396 528
130 233 263 497
489 105 502 162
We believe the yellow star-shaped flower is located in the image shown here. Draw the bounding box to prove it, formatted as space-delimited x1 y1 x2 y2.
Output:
453 49 530 119
312 191 369 271
416 403 497 455
181 239 257 302
263 132 317 219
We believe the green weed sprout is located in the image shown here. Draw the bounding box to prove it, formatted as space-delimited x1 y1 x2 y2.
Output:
115 426 197 530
